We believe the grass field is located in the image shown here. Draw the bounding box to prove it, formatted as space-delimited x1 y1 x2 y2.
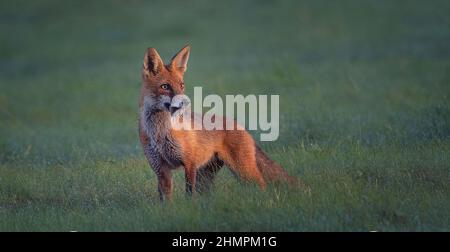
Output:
0 0 449 231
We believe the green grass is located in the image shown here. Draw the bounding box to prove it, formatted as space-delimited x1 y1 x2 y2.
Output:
0 0 449 231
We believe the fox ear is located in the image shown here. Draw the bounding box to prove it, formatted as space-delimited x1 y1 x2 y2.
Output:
170 45 190 74
143 48 164 76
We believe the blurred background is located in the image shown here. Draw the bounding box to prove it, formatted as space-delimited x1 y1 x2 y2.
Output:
0 0 449 231
1 0 449 163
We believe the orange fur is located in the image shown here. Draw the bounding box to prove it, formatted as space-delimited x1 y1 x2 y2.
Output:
139 46 299 201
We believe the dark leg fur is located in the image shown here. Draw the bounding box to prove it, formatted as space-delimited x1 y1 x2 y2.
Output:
196 158 223 194
157 168 173 201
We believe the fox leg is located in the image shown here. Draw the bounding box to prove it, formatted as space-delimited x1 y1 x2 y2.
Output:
151 160 173 202
157 166 173 201
196 158 223 194
184 164 197 196
142 145 174 202
148 160 174 202
219 148 266 190
232 162 266 190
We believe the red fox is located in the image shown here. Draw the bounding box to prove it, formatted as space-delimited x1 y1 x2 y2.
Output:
139 45 300 201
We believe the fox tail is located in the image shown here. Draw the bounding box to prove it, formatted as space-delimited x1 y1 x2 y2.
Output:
255 144 308 190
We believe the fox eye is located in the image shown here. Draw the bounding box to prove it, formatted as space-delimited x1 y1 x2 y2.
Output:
160 83 170 90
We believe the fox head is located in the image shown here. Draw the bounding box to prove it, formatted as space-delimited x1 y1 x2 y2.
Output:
141 45 190 114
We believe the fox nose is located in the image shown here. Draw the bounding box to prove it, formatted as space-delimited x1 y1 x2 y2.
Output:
164 102 171 110
169 95 189 114
170 101 183 114
171 101 183 109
